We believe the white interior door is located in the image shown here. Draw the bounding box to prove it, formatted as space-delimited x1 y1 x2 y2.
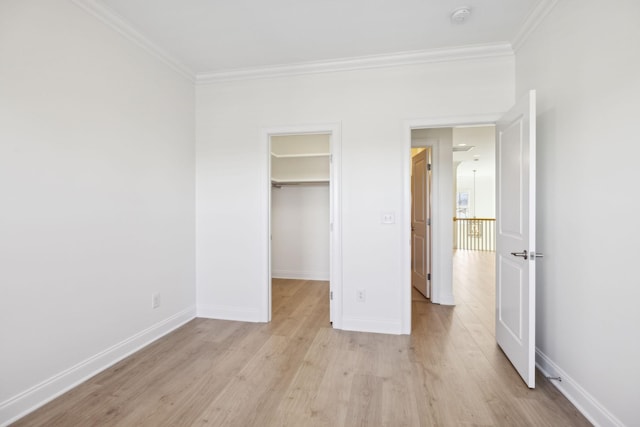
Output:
496 90 538 388
411 148 431 298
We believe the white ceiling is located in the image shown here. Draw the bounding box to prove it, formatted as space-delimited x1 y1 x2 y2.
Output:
93 0 541 74
452 126 496 178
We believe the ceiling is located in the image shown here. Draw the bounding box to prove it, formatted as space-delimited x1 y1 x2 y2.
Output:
413 126 495 178
452 126 496 178
92 0 541 75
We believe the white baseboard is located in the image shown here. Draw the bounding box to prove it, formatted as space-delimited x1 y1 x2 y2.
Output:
433 292 455 306
271 269 329 281
535 349 625 427
197 304 265 322
0 306 196 427
341 316 402 335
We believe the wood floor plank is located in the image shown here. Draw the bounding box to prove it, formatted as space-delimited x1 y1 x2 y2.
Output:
13 271 591 427
301 345 358 427
343 374 384 426
269 327 336 426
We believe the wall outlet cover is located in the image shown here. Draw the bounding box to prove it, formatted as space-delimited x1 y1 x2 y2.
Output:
381 212 395 224
152 293 160 309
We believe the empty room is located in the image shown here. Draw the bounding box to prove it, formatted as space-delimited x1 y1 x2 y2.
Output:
1 0 638 426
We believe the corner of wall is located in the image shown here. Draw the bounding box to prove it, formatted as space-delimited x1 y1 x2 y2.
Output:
535 349 626 427
0 307 196 426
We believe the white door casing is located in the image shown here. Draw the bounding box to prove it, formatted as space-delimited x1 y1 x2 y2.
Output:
411 149 432 298
495 90 537 388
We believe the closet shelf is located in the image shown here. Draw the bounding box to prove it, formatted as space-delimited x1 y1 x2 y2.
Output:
270 152 330 159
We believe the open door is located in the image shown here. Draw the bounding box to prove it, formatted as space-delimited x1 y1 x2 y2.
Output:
496 90 538 388
411 148 432 298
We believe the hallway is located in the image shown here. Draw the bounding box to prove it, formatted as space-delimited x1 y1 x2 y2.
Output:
411 250 590 425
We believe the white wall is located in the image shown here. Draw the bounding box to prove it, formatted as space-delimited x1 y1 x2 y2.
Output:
196 56 514 332
515 1 640 426
0 1 195 424
271 185 330 280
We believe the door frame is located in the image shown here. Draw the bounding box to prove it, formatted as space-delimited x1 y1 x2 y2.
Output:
401 114 500 334
262 123 342 328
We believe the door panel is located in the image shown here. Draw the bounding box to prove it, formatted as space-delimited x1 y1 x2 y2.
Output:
498 120 525 236
496 90 537 388
498 258 523 340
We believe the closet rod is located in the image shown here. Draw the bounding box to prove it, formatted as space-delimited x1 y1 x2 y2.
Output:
271 180 329 188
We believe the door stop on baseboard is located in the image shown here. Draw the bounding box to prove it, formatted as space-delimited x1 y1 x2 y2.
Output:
546 376 562 382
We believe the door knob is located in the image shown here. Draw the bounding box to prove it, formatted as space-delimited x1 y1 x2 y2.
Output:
511 250 528 260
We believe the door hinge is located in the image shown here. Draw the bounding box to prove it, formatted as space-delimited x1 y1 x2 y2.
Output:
427 218 431 226
427 163 432 171
330 291 333 300
330 154 333 163
427 273 431 281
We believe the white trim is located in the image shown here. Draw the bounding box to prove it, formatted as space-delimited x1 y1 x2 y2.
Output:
341 317 402 335
70 0 195 81
68 1 514 84
402 114 502 334
196 43 513 84
262 123 343 328
69 1 516 84
512 0 560 52
0 306 196 427
197 304 264 323
271 270 330 281
536 349 626 427
407 114 503 129
329 126 343 328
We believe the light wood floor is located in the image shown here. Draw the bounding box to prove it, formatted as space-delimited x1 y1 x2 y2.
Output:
14 252 591 426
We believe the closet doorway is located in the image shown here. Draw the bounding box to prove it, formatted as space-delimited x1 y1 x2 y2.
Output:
265 124 342 328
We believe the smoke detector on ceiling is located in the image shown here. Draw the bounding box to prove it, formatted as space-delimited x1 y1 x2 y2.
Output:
451 7 471 24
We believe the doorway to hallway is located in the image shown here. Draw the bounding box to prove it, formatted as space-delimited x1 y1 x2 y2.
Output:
409 125 496 332
451 125 497 319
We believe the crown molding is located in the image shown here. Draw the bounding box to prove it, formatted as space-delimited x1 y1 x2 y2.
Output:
512 0 560 52
71 0 195 82
69 1 520 86
196 43 514 85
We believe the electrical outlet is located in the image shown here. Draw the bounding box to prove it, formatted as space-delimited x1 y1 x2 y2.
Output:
152 293 160 309
381 212 395 224
356 289 366 302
